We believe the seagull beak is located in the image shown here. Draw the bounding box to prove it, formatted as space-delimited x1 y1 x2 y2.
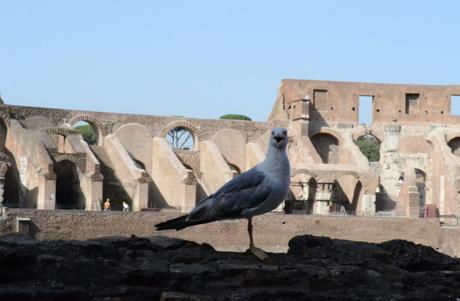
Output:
274 136 284 147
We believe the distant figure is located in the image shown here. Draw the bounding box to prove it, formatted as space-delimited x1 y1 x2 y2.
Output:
123 201 129 212
103 199 111 211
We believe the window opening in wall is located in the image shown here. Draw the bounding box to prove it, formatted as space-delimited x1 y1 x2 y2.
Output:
74 120 98 145
359 96 373 125
355 134 380 162
166 127 194 150
405 93 420 114
451 95 460 116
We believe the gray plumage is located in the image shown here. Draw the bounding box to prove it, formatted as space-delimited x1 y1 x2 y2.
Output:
155 127 290 231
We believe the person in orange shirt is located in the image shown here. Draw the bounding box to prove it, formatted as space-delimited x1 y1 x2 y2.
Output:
103 199 111 211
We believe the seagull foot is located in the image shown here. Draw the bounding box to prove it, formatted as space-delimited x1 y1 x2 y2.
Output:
248 246 269 260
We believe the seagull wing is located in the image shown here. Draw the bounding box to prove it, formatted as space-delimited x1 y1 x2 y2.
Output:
188 168 271 221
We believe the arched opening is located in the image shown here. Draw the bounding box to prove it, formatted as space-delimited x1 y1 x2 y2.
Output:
355 134 381 162
330 180 351 213
415 169 426 217
54 160 85 209
310 133 339 164
3 152 20 207
166 127 194 150
0 119 7 152
349 181 362 213
74 120 99 145
448 137 460 156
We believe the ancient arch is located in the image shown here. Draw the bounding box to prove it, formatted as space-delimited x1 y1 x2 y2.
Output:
69 114 108 145
354 133 381 162
310 132 340 164
54 159 85 210
52 153 87 173
162 120 204 151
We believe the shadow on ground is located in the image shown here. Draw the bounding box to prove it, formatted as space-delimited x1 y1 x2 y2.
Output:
0 233 459 300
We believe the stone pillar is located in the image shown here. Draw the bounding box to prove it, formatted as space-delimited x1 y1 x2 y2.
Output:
37 171 57 210
182 176 197 212
379 124 402 201
358 193 376 216
85 173 103 211
132 177 148 212
312 181 333 215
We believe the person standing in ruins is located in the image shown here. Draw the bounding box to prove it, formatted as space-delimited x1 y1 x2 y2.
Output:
103 199 111 211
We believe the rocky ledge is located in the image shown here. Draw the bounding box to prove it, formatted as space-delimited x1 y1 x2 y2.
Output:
0 234 459 301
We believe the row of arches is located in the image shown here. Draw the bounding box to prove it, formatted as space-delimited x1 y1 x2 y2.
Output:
310 132 381 164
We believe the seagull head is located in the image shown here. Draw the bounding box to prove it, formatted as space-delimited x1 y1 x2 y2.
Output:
270 127 288 149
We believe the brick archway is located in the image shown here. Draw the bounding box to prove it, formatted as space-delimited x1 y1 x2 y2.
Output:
69 114 108 145
52 153 87 173
162 120 204 151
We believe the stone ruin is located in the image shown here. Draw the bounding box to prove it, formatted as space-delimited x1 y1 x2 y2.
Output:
0 79 459 219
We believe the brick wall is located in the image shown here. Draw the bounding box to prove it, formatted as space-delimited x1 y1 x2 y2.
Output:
3 209 459 257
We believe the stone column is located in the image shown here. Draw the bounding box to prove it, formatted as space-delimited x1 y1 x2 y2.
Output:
132 176 149 212
182 174 197 212
37 170 57 210
312 181 333 215
358 193 376 216
85 172 104 211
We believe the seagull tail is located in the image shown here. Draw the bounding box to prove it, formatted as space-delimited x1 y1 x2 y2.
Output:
155 215 192 231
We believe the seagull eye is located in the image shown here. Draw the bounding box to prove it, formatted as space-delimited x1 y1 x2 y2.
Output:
283 130 287 135
271 131 274 135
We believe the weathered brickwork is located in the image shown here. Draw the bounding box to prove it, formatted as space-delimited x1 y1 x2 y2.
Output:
0 79 460 222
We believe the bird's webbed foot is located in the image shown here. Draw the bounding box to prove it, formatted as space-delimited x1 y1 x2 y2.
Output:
247 246 269 260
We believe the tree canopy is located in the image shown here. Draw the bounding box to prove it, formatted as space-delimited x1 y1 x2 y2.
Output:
75 124 97 145
355 135 380 162
219 114 252 121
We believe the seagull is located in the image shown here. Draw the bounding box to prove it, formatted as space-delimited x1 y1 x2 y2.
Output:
155 127 290 259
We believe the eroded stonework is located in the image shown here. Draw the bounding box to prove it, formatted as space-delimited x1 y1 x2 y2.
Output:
1 79 460 219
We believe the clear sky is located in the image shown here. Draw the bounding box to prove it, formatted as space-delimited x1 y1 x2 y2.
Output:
1 1 459 122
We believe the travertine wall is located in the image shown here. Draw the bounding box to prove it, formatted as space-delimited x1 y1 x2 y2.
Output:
271 79 460 217
1 79 460 218
4 209 460 257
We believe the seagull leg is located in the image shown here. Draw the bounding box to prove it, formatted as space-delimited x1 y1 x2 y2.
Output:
247 217 268 260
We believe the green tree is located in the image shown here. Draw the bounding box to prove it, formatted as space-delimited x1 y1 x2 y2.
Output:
355 135 380 162
219 114 252 121
75 124 97 145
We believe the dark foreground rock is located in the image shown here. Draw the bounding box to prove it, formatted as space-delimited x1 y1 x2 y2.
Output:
0 233 460 301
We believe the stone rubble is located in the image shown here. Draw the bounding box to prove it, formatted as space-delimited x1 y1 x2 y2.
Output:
0 233 459 300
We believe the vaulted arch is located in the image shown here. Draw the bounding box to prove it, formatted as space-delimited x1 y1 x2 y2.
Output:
162 120 204 151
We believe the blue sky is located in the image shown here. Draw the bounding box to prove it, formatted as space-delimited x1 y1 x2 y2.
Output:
1 1 459 122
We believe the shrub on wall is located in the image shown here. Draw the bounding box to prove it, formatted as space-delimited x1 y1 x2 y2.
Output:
75 124 97 145
219 114 252 121
355 135 380 162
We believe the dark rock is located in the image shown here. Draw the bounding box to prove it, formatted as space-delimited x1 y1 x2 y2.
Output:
0 235 459 300
288 235 333 255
